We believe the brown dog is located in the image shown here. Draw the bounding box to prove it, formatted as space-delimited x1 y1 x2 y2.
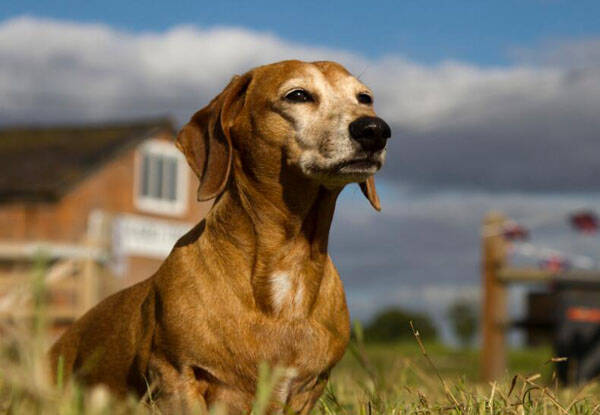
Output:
49 60 391 414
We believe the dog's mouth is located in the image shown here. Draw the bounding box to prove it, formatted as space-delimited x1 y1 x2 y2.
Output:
302 154 384 185
333 157 381 174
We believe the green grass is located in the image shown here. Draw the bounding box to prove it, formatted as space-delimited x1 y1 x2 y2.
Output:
2 321 598 414
327 342 559 414
334 340 556 383
321 326 599 414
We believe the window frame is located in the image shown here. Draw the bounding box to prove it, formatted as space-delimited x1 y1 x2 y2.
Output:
134 139 189 216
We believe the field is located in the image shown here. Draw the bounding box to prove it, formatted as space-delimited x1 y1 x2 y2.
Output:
1 315 599 415
327 339 596 414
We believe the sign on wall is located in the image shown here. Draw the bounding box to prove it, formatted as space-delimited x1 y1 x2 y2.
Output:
112 213 194 259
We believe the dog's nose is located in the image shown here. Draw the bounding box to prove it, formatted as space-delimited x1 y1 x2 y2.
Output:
348 116 391 152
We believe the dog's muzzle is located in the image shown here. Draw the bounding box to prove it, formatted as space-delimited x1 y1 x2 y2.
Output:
348 116 391 152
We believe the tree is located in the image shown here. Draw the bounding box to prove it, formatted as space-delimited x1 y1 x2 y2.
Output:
447 299 478 347
364 307 437 343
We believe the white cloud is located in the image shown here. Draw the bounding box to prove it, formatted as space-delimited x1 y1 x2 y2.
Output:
3 16 598 132
361 57 564 131
0 16 361 123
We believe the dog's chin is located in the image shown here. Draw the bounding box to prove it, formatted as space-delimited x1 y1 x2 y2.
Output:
307 158 382 187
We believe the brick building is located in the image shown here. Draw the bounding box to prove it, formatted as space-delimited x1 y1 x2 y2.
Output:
0 118 210 291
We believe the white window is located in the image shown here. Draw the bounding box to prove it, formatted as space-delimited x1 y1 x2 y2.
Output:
135 140 188 216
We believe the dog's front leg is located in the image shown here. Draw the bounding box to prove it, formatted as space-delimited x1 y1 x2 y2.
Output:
147 356 209 414
284 372 330 415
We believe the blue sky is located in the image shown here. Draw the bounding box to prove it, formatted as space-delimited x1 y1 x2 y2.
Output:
3 0 600 65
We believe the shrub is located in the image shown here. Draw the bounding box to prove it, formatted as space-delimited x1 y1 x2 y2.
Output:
363 307 437 343
447 299 478 347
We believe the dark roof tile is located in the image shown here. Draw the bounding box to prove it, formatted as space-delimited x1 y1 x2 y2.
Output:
0 118 176 203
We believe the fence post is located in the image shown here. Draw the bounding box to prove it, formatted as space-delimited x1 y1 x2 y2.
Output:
80 210 111 314
481 211 508 381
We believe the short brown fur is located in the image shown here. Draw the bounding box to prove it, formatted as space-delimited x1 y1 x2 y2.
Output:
49 60 388 414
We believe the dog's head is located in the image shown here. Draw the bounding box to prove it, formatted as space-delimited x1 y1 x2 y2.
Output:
177 60 391 211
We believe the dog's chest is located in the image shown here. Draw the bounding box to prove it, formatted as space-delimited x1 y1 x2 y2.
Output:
239 313 344 372
157 253 349 410
219 316 343 409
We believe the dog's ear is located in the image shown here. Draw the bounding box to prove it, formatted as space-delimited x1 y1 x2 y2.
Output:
359 176 381 211
176 73 252 201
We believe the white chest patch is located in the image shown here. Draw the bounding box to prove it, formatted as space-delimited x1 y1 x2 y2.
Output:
270 271 291 313
270 271 304 315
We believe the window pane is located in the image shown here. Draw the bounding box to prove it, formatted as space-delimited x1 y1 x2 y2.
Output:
140 154 150 197
155 156 164 199
148 155 159 198
166 158 178 201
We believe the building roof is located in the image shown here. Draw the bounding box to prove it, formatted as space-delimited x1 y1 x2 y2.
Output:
0 118 176 203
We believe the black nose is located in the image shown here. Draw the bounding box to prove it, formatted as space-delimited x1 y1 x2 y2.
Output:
348 116 391 152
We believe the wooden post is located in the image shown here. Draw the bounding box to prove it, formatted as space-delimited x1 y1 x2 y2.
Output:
481 211 508 381
80 255 99 315
80 210 111 315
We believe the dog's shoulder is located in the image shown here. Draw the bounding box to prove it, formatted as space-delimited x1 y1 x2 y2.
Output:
174 219 207 249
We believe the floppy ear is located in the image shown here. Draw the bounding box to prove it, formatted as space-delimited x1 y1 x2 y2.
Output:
359 176 381 211
176 73 252 201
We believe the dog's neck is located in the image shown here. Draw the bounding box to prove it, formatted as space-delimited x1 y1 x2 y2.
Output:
204 160 342 316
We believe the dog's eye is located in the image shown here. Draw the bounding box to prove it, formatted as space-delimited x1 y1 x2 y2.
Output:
285 89 314 103
357 93 373 105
